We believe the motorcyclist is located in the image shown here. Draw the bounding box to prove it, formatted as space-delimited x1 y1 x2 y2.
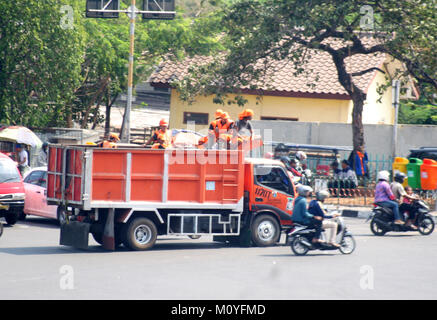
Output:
391 172 418 229
279 156 302 178
291 185 324 244
374 170 404 225
308 190 341 247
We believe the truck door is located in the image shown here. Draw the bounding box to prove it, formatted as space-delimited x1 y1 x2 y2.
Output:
252 165 296 222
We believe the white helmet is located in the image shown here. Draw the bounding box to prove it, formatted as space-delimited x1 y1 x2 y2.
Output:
377 170 390 181
297 185 313 197
316 190 330 202
296 151 307 161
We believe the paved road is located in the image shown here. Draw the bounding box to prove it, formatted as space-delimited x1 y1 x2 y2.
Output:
1 216 436 300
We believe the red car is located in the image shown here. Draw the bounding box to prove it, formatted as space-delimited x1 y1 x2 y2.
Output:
0 152 25 225
23 167 61 222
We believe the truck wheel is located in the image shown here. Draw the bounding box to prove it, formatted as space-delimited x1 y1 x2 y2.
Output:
18 210 26 221
5 212 18 225
122 217 157 251
251 214 280 247
0 222 3 237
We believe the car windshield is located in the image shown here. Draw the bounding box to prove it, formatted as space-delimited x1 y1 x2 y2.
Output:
0 158 21 183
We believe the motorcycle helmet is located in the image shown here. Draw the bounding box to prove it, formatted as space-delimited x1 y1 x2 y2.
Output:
316 190 330 202
296 151 307 161
394 172 406 183
279 156 292 170
297 185 313 197
264 152 274 159
377 170 390 181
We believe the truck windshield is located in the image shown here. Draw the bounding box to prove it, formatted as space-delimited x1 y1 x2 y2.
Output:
255 166 293 195
0 159 21 183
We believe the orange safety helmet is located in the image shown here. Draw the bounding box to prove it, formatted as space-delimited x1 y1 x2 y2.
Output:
221 112 230 120
239 109 254 120
109 133 120 142
159 119 169 127
214 109 224 120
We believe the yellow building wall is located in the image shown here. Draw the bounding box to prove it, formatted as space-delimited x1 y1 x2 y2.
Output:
169 91 353 133
362 67 395 125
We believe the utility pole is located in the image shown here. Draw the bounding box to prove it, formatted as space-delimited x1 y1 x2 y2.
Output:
86 0 176 143
392 80 401 159
120 1 137 143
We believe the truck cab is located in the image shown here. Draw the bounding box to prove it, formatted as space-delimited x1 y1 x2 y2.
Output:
241 158 296 246
0 152 25 225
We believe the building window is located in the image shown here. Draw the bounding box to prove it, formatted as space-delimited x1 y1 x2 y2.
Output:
183 112 209 125
261 116 298 121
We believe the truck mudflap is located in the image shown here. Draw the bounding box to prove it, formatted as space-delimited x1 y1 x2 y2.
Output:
60 221 91 249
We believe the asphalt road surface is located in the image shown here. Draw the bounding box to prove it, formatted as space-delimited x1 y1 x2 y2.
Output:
1 216 436 300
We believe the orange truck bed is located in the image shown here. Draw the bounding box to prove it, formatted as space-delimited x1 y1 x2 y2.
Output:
47 146 245 212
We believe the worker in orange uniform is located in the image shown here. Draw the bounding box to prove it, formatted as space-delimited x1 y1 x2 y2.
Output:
98 133 120 148
229 109 255 148
235 109 254 138
146 119 172 149
208 111 235 149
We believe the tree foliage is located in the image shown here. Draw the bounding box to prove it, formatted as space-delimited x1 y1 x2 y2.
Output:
176 0 436 150
399 99 437 125
0 0 84 127
0 0 223 129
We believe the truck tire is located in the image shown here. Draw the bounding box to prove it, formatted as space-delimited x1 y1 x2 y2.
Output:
122 217 157 251
0 222 3 237
251 214 280 247
18 210 26 221
5 212 18 225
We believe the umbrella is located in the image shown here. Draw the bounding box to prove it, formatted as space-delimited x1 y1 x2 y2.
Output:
0 126 42 148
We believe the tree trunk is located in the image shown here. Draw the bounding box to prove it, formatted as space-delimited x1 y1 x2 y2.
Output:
351 93 366 151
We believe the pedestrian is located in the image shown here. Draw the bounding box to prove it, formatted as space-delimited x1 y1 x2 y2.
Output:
339 160 358 190
15 144 30 176
36 142 48 167
347 145 369 182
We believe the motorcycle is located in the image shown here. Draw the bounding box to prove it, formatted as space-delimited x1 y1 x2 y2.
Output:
367 200 435 236
288 214 356 256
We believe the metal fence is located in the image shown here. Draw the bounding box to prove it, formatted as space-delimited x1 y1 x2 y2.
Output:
305 155 436 209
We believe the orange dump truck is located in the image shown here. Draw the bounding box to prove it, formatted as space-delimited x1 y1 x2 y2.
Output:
47 145 297 251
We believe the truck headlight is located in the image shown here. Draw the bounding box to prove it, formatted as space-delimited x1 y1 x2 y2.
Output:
12 193 25 200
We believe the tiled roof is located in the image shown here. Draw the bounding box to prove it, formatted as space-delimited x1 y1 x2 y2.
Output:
149 38 387 97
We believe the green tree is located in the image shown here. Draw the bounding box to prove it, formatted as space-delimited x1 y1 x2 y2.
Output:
176 0 436 150
0 0 84 127
399 98 437 125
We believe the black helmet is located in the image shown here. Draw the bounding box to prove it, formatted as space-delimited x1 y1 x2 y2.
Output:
279 156 292 171
394 172 406 183
275 143 288 153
